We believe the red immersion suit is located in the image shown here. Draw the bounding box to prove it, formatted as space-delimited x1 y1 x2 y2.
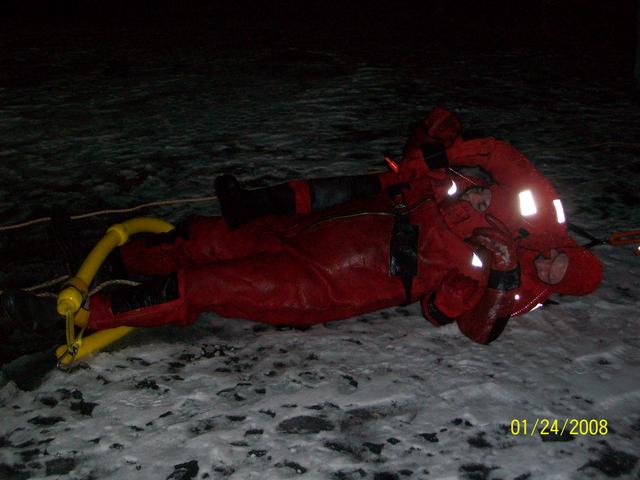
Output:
90 191 504 341
86 108 602 345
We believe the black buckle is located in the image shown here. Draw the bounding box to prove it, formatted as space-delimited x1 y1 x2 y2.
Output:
387 183 411 209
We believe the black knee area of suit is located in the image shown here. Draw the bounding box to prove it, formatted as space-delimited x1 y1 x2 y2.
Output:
308 175 381 212
111 274 179 314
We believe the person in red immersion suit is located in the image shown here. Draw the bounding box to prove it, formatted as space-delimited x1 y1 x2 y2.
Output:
399 107 603 316
0 108 603 359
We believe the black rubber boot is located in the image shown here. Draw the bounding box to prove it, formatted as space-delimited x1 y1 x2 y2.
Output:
215 174 296 229
0 290 65 366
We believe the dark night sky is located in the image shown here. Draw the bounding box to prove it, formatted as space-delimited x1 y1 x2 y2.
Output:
1 1 635 48
0 1 638 86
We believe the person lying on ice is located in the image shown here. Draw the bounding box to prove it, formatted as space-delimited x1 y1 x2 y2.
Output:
0 108 602 364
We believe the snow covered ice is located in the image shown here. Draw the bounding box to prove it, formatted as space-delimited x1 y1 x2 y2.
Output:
1 8 639 480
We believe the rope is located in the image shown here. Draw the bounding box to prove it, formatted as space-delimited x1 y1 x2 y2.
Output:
0 275 68 297
2 140 638 233
0 278 142 299
0 195 209 293
531 141 640 154
1 140 638 292
560 141 640 151
88 278 142 296
0 195 218 232
21 275 68 293
298 195 432 232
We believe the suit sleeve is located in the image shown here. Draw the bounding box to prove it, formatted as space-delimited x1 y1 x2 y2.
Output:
454 278 517 344
421 261 520 344
421 269 484 327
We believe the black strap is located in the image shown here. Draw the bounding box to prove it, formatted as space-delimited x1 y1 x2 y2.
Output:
568 222 608 249
388 185 419 305
487 267 520 291
486 316 510 343
426 292 455 325
421 142 448 170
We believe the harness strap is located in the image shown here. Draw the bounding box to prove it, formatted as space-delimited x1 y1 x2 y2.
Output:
425 292 455 325
387 184 419 305
568 222 608 249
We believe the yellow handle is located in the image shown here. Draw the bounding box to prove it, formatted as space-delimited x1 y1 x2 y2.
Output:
55 217 174 366
57 217 174 316
56 326 135 366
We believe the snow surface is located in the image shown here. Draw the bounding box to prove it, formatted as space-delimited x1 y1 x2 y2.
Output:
0 23 639 480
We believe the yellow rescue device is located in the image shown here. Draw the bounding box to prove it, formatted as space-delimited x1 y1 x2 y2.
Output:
55 217 174 367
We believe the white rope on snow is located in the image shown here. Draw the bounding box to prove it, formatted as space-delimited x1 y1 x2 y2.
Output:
0 195 218 232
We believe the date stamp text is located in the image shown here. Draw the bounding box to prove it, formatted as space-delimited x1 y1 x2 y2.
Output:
510 418 608 436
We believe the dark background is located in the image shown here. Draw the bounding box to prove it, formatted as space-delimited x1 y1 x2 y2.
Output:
1 1 636 55
1 1 637 93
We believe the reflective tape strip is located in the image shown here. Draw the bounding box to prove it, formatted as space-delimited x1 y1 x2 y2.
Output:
471 252 483 268
518 190 537 216
553 199 566 224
